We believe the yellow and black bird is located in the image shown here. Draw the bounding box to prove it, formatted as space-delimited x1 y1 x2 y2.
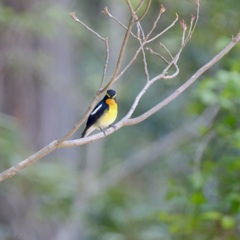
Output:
81 89 118 138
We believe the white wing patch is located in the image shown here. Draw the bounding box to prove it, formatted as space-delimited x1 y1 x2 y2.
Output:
91 104 102 115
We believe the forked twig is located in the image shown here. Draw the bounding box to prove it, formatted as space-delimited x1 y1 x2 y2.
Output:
102 7 137 39
147 13 179 43
146 46 170 65
115 11 179 82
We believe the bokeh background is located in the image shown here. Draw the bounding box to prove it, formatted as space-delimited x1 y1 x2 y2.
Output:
0 0 240 239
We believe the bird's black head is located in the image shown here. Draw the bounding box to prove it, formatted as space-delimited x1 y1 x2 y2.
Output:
106 89 116 99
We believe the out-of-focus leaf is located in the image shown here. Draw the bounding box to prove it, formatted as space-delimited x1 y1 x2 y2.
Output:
190 191 206 205
220 215 235 230
201 211 221 221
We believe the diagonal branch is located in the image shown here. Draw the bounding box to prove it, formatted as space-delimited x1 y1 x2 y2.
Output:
124 32 240 125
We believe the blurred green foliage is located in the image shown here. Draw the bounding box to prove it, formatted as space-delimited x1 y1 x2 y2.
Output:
156 68 240 239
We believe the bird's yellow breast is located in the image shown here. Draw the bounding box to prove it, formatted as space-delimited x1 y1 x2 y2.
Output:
98 99 118 128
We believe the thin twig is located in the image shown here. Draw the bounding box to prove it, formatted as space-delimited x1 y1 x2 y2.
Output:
115 9 179 82
135 0 152 22
147 13 179 43
145 46 179 79
102 6 137 39
69 12 105 41
145 4 165 40
126 0 134 13
141 43 149 81
150 1 200 83
163 63 179 79
99 38 110 88
145 46 170 65
186 0 200 42
101 16 135 90
137 22 150 81
180 19 187 44
180 0 200 48
160 42 174 60
134 0 146 13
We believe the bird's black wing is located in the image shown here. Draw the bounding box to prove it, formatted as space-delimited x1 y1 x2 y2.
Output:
86 100 109 128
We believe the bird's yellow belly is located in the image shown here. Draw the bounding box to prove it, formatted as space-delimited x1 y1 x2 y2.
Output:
97 99 118 129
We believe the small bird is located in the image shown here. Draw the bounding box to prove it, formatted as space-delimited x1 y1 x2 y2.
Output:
81 89 118 138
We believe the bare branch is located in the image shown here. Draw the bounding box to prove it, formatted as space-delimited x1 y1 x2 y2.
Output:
69 12 105 41
180 19 187 43
160 42 174 60
150 1 200 82
99 38 110 88
134 0 145 13
114 10 179 82
145 4 166 40
126 0 134 13
146 42 180 80
181 0 200 47
145 46 169 65
137 22 150 81
0 140 59 182
125 32 240 125
102 6 137 39
135 0 152 22
146 13 179 43
101 16 135 91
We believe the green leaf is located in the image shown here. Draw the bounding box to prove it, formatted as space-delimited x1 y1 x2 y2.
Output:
221 215 235 229
201 211 221 221
190 191 206 205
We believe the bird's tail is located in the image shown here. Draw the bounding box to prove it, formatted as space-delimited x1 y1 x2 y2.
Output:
81 128 88 138
81 125 96 138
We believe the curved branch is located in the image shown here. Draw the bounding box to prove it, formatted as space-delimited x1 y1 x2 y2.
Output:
125 32 240 125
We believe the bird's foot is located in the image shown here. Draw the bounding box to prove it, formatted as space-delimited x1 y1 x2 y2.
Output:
99 127 107 136
109 124 117 131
